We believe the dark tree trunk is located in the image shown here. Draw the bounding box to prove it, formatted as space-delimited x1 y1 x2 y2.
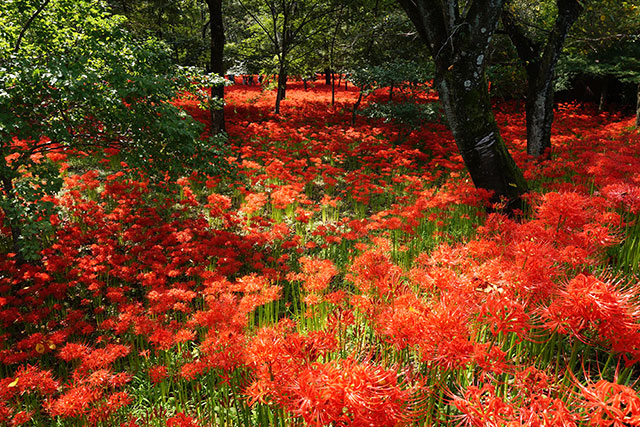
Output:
398 0 528 211
275 62 287 114
207 0 225 134
636 82 640 128
329 4 344 107
331 71 336 106
503 0 583 158
352 90 363 125
599 78 609 112
325 68 331 85
438 62 527 211
524 68 555 158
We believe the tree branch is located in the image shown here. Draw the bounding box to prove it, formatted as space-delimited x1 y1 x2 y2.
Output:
236 0 279 49
396 0 448 59
539 0 583 72
14 0 52 53
502 2 540 66
466 0 505 45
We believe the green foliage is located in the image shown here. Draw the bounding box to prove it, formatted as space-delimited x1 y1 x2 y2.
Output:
223 0 429 84
557 0 640 89
360 101 444 127
485 31 528 98
231 0 333 77
349 60 433 93
107 0 210 67
503 0 558 44
332 1 430 73
349 60 438 128
487 62 528 98
0 0 229 260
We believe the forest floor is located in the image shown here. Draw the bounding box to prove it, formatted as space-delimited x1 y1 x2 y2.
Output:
2 80 640 426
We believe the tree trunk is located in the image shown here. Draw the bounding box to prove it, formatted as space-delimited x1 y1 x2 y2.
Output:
438 66 528 211
207 0 225 134
331 70 336 106
398 0 528 212
275 62 287 114
352 90 363 125
599 78 608 112
636 82 640 128
325 68 331 85
503 0 583 158
524 68 555 158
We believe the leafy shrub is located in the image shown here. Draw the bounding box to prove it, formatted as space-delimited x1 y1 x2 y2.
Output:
0 0 229 261
359 101 444 127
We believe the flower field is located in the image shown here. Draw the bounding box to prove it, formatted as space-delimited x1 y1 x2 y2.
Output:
2 79 640 426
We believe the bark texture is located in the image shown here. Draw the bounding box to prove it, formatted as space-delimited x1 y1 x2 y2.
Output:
275 63 287 115
398 0 527 211
503 0 583 158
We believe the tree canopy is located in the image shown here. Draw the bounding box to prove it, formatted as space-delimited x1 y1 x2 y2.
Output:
1 0 228 260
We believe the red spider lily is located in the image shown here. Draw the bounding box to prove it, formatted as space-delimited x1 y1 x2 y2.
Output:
199 328 246 371
374 292 428 350
286 358 414 427
148 365 169 384
479 294 531 341
86 392 133 426
602 183 640 214
419 295 475 370
1 76 640 426
166 412 201 427
577 379 640 426
0 403 11 424
346 243 403 298
77 344 131 374
540 274 640 355
271 184 304 210
9 410 34 426
287 256 338 294
240 192 268 216
452 376 578 427
206 192 233 218
6 364 59 396
472 343 511 376
179 360 208 381
452 384 515 426
47 385 99 418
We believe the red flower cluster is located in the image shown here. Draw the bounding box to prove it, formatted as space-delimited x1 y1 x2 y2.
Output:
1 79 639 425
